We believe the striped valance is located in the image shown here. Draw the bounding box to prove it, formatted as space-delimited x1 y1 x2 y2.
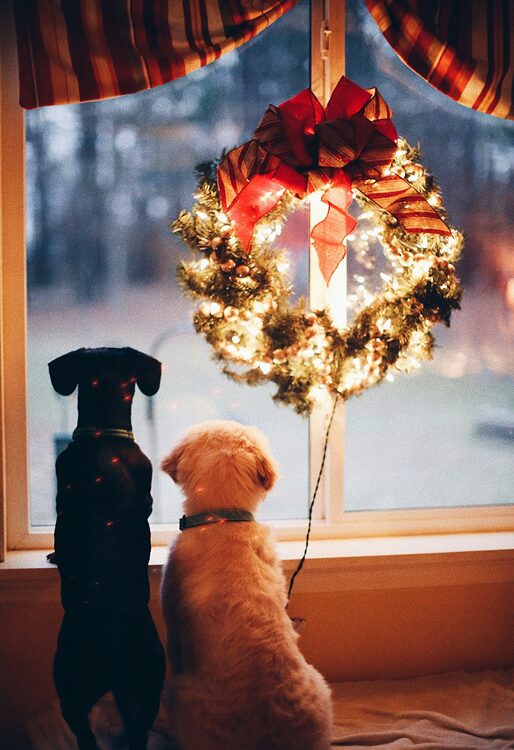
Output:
13 0 298 109
365 0 514 120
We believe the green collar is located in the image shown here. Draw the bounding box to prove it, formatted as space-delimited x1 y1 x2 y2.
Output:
179 509 255 531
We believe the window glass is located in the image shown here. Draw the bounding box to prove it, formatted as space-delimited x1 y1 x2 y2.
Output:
345 0 514 510
26 0 310 526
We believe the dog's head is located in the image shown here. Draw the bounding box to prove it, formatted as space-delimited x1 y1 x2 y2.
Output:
161 420 278 514
49 347 161 428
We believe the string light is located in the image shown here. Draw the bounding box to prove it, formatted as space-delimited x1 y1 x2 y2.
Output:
258 361 272 375
209 301 223 316
307 384 329 404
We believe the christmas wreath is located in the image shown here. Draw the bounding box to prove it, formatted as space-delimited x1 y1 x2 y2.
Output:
172 77 463 415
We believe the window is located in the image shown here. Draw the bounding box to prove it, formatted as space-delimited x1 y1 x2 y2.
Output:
344 0 514 512
1 0 513 552
24 0 310 531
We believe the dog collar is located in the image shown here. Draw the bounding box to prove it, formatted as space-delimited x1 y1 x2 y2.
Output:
179 509 255 531
73 427 135 441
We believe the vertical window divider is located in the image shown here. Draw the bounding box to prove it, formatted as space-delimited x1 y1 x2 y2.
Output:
1 0 32 552
309 0 346 524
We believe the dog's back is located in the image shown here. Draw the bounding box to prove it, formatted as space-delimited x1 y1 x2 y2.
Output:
163 512 332 750
161 420 332 750
49 347 165 750
55 436 153 612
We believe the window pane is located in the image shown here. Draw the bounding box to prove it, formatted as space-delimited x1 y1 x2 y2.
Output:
26 0 310 526
344 0 514 510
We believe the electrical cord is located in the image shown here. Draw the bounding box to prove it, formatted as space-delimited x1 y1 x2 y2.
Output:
286 396 339 604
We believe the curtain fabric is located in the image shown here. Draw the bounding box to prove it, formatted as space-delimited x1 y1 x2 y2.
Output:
365 0 514 120
13 0 298 109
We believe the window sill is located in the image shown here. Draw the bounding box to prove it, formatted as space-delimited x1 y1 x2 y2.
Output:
1 531 513 601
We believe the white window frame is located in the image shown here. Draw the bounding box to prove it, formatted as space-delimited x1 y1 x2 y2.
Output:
1 0 513 555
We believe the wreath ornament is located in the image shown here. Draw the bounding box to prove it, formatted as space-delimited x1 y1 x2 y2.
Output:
173 76 463 415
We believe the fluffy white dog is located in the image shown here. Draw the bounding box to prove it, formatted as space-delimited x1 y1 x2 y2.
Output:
160 420 332 750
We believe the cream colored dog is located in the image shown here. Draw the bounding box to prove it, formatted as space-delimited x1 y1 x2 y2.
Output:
160 420 332 750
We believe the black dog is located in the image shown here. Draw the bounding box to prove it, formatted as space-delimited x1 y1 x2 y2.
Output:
49 347 165 750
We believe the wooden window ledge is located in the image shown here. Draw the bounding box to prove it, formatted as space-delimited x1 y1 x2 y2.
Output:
1 532 513 602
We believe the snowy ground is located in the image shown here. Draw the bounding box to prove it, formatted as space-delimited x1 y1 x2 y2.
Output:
28 281 513 527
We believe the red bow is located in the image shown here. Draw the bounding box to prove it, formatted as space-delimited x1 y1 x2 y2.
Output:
218 76 450 284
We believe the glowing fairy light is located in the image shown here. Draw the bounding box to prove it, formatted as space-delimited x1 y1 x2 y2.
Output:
376 318 392 333
414 257 434 277
308 385 329 404
236 346 254 361
196 210 208 221
209 301 223 316
258 361 272 375
253 300 267 314
223 306 239 321
255 224 279 243
312 334 329 349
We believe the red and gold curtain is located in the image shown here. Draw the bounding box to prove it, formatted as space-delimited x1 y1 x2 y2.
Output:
365 0 514 120
13 0 298 109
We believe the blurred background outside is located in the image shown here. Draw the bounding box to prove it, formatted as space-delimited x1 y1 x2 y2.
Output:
26 0 513 525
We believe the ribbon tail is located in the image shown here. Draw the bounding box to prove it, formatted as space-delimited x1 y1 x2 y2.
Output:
355 174 451 236
218 140 288 251
311 179 356 285
226 174 285 251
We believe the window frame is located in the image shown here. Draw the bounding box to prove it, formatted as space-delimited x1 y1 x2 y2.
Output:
1 0 514 556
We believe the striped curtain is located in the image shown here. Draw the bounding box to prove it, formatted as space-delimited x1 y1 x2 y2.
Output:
365 0 514 120
13 0 298 109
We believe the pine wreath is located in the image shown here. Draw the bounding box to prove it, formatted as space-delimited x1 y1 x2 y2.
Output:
172 135 462 416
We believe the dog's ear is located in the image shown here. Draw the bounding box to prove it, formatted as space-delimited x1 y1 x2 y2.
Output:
161 444 184 484
126 348 162 396
48 349 83 395
255 452 277 491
